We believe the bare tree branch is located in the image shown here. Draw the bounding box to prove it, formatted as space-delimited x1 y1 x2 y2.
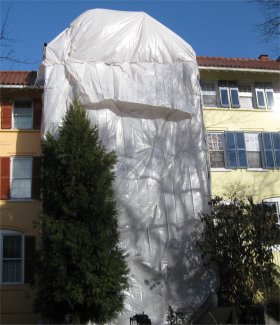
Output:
0 3 33 65
252 0 280 47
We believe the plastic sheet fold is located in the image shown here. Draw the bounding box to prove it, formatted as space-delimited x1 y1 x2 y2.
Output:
38 9 217 324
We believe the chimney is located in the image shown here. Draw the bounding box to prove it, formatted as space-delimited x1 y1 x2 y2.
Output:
258 54 269 61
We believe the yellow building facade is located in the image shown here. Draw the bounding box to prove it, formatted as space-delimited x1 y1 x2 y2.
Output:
198 55 280 270
0 56 279 323
0 71 42 323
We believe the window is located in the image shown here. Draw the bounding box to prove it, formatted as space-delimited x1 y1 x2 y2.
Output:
218 81 240 108
238 84 254 109
1 98 42 130
200 79 278 110
263 199 280 224
255 83 275 109
207 132 280 170
11 157 32 199
207 133 225 168
245 133 262 168
200 81 217 107
13 101 32 129
0 230 24 284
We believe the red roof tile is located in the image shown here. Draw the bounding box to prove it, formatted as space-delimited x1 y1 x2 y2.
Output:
0 71 37 85
197 56 280 70
0 56 279 86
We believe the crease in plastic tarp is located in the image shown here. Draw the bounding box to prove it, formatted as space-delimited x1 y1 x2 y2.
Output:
37 9 217 325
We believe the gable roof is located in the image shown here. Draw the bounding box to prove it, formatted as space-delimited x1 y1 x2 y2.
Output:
197 56 280 71
0 71 37 85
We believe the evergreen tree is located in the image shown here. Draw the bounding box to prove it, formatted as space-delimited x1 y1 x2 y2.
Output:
34 99 128 324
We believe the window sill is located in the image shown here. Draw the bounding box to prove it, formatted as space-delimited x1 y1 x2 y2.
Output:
203 107 275 112
8 198 35 202
1 283 26 288
210 168 231 172
246 168 268 172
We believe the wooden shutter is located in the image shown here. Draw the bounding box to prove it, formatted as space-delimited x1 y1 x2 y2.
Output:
24 236 36 284
32 157 41 199
1 102 12 129
225 132 238 168
262 132 275 168
0 157 10 199
33 98 42 130
235 132 247 168
272 132 280 168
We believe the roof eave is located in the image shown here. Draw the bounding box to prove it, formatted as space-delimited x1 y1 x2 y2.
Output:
0 84 42 89
198 66 280 74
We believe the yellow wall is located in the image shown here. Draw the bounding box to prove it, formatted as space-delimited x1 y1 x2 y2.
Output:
0 88 42 324
200 69 280 202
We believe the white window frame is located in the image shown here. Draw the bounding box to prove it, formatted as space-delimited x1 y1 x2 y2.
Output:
12 100 33 130
10 157 33 199
207 132 226 168
200 80 217 107
218 81 240 108
255 84 275 110
262 198 280 224
244 133 263 169
0 230 24 284
238 83 254 109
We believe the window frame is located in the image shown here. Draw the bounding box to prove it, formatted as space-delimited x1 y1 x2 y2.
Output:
238 83 254 109
262 198 280 224
207 132 226 169
255 83 275 110
12 100 33 130
244 133 263 169
10 157 33 200
0 230 24 285
200 80 217 108
218 81 240 109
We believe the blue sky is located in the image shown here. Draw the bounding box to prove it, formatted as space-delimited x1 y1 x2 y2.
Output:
0 0 278 71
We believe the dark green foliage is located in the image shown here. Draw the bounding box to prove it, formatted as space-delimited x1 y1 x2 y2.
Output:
198 197 280 310
166 306 190 325
34 99 128 324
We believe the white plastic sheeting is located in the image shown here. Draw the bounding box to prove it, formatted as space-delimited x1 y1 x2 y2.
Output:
38 9 217 324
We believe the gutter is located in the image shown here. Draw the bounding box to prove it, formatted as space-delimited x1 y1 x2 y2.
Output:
0 85 42 89
198 66 280 74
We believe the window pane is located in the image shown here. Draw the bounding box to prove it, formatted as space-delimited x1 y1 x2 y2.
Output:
239 97 254 109
202 95 216 107
220 88 229 107
13 102 32 129
210 152 225 168
207 133 225 168
11 179 32 199
245 133 260 151
266 91 274 109
2 260 22 283
256 90 265 108
247 152 262 168
3 236 22 258
13 158 32 178
230 88 240 107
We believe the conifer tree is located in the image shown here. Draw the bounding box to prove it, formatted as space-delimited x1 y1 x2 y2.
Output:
34 99 128 324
